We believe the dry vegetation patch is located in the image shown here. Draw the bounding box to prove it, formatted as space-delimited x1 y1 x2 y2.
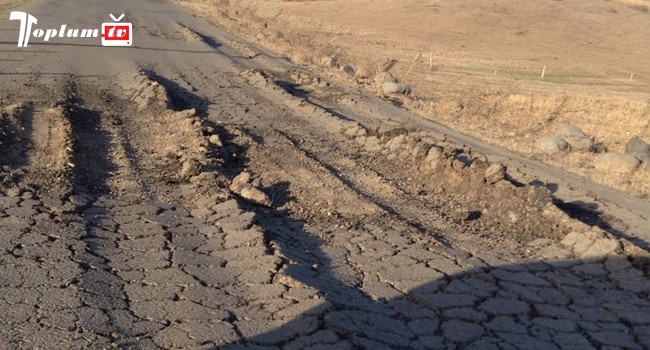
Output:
0 0 24 11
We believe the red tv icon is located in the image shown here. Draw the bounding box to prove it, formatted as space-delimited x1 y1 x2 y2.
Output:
101 14 132 46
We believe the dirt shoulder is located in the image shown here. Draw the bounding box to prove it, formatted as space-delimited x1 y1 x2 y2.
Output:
0 0 25 11
175 0 650 199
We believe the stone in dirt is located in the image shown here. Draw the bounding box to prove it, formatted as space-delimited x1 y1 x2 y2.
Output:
579 237 621 259
536 135 568 154
208 134 223 147
180 158 202 179
230 172 252 192
382 82 411 95
342 125 358 138
340 64 356 77
484 163 506 184
386 134 406 152
229 172 271 207
376 57 398 73
425 146 443 163
555 123 594 152
556 123 588 140
374 72 397 85
239 187 271 207
625 137 650 162
6 187 22 197
594 153 640 174
364 136 382 152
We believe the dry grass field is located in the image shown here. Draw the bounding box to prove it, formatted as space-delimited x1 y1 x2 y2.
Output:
178 0 650 197
0 0 22 11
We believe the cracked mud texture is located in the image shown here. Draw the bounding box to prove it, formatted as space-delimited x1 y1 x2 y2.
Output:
1 0 649 349
2 191 650 349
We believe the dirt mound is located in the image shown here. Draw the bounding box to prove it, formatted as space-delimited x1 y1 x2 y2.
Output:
342 122 565 240
0 104 29 166
117 71 217 183
173 22 203 42
119 72 172 111
0 99 74 194
338 121 650 269
237 65 646 267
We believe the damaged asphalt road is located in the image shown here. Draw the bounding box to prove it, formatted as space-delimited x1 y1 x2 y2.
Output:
0 0 649 349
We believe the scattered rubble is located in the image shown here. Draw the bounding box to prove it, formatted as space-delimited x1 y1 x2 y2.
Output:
341 122 571 242
555 123 595 152
537 123 596 153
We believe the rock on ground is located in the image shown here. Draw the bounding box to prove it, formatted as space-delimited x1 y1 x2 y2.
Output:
625 137 650 162
382 82 411 95
340 64 356 77
594 153 640 174
556 123 588 140
180 159 202 179
208 134 223 146
536 135 568 154
238 186 272 207
374 72 397 85
484 163 506 184
230 172 252 192
555 123 594 152
229 172 271 207
376 57 398 73
364 136 382 152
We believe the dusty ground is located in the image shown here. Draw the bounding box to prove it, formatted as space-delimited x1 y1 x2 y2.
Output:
0 0 21 10
1 0 650 349
176 0 650 198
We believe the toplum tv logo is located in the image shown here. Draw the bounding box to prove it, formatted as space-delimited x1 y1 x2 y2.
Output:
101 14 132 47
9 12 132 47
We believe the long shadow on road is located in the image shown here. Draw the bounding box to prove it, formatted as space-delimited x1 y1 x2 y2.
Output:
66 87 159 343
220 188 650 350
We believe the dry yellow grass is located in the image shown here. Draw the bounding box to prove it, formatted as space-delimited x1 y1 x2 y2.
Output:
176 0 650 198
0 0 23 11
409 91 650 197
611 0 650 12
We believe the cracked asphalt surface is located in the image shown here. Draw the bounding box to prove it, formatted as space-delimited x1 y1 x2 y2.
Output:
0 0 649 349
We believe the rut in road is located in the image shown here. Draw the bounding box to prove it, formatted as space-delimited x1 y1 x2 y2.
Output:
0 73 282 348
